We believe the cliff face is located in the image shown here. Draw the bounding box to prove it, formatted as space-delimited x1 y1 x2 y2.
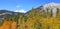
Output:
33 2 60 17
43 2 60 17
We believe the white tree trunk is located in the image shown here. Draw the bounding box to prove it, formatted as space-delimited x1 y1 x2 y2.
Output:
52 8 57 17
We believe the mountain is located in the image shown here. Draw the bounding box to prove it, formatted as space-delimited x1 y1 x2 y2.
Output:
39 2 60 17
0 2 60 20
26 2 60 17
0 10 24 20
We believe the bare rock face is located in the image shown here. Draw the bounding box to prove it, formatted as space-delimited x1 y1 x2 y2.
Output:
42 2 60 17
25 2 60 17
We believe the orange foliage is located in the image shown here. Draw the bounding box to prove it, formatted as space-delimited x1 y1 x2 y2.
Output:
0 26 2 29
0 21 17 29
2 21 10 29
11 22 17 29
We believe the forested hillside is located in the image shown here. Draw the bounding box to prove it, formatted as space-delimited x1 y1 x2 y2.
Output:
0 3 60 29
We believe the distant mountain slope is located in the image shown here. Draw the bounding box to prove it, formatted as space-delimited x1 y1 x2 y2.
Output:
25 2 60 17
0 10 24 20
0 3 60 20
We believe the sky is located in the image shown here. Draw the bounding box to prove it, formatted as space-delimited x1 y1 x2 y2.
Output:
0 0 60 13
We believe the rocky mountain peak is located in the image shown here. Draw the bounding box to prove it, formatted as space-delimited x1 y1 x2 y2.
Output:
43 2 60 8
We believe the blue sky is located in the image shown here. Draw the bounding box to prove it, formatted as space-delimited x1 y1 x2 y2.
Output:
0 0 60 13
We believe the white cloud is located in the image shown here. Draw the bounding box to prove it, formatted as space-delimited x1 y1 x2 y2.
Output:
15 9 27 13
15 5 27 13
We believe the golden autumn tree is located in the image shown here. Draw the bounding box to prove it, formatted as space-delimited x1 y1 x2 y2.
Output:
18 14 25 29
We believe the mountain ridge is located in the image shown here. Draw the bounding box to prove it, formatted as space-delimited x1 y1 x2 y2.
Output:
0 2 60 20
